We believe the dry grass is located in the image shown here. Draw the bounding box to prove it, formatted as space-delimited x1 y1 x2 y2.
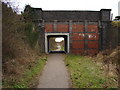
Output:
93 46 120 87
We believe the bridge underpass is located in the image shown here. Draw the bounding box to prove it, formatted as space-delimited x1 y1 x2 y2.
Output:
34 9 112 55
45 33 70 54
22 7 113 88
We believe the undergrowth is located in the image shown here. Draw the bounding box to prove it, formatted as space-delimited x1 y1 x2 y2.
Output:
24 23 39 48
2 2 45 89
111 21 120 27
3 57 47 88
65 54 118 88
60 46 64 51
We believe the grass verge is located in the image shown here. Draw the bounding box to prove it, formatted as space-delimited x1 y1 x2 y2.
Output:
3 57 47 88
65 54 117 88
60 46 64 51
14 57 47 88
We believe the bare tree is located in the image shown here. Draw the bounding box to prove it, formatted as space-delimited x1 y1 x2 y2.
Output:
2 0 20 13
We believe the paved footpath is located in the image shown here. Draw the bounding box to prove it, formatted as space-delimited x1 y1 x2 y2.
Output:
37 54 71 88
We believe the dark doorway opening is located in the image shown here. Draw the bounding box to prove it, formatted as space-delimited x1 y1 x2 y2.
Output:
47 35 68 53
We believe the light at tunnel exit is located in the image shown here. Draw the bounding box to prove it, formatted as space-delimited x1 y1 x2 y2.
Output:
55 37 64 42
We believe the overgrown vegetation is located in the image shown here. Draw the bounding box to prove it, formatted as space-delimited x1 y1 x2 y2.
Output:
65 55 118 88
49 38 57 51
2 2 46 88
3 57 47 88
59 40 64 51
24 23 39 48
94 46 120 88
111 21 120 28
60 46 64 51
22 5 40 49
114 16 120 21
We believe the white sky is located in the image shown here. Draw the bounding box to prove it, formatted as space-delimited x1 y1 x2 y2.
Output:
2 0 119 19
11 0 119 19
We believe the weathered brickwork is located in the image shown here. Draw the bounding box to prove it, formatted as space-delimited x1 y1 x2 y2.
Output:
57 24 69 32
31 8 111 54
45 24 53 32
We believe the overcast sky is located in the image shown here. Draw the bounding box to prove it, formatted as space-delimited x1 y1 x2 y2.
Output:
4 0 120 19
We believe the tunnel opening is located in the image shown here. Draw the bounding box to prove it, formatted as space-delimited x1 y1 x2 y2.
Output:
47 35 67 53
45 33 69 54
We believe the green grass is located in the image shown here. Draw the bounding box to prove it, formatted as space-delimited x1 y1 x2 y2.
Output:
12 57 47 88
65 54 117 88
60 45 64 51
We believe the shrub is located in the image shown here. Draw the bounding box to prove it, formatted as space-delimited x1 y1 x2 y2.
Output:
24 23 39 48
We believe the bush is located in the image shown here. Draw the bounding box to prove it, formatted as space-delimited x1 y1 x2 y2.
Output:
24 23 39 48
111 21 120 27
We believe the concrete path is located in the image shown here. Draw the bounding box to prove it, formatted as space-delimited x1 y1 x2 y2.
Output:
37 54 71 88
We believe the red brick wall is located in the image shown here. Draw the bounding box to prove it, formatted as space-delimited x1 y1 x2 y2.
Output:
72 24 84 32
45 22 99 55
72 33 84 40
87 41 98 48
87 25 98 32
72 41 84 48
87 33 99 40
71 24 99 54
57 24 69 32
45 24 53 32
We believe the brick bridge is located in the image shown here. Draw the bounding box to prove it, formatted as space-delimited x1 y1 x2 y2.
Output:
29 8 111 55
